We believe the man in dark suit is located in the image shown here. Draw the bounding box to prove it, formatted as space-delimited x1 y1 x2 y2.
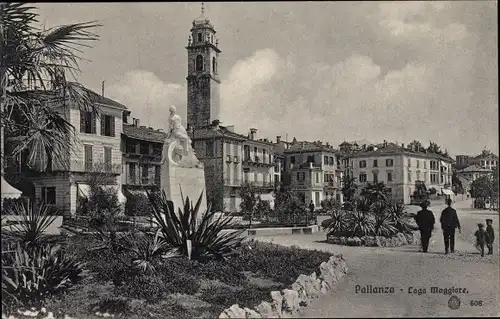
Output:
440 198 461 254
415 200 435 253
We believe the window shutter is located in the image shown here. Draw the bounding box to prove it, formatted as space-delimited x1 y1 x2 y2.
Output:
91 112 96 134
111 116 115 137
100 114 105 135
80 111 85 133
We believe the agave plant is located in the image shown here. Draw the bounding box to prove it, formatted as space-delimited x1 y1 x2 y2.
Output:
2 242 86 310
2 200 58 249
325 210 349 236
346 210 375 238
118 229 168 275
372 212 398 237
146 189 245 261
386 202 416 234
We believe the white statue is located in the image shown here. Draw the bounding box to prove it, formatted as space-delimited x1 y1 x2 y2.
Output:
164 105 202 168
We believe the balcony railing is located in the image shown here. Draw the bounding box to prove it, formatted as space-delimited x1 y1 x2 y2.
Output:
324 181 339 188
225 179 242 186
70 161 122 174
241 181 275 188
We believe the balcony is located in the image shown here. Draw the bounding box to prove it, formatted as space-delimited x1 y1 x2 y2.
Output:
324 180 339 188
124 152 162 162
225 179 242 187
71 161 122 175
242 155 273 167
241 180 275 189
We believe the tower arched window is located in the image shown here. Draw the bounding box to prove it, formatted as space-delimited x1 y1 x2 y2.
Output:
212 57 217 73
196 55 204 71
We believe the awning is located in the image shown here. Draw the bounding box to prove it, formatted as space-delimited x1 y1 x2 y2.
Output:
1 176 22 199
441 189 454 196
77 183 127 204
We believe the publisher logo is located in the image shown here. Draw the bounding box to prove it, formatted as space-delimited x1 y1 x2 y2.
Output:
448 295 461 310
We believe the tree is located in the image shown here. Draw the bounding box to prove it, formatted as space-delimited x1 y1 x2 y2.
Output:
452 172 464 194
341 176 358 202
360 182 390 205
426 141 442 155
239 182 259 215
1 3 101 174
470 175 493 200
408 140 424 151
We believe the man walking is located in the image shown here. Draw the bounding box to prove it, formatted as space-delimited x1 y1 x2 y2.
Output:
415 200 435 253
440 198 461 254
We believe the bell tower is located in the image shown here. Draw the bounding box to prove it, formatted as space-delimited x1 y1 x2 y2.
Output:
186 3 221 129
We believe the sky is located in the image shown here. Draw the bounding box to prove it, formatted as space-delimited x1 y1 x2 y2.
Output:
36 1 498 156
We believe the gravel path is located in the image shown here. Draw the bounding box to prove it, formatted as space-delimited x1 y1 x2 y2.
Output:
253 200 500 317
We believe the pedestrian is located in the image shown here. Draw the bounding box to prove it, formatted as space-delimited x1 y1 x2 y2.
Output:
474 223 490 257
309 200 315 213
415 200 435 253
440 198 461 254
486 219 495 255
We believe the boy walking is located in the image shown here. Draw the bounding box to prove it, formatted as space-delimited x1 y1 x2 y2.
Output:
486 219 495 255
474 223 490 257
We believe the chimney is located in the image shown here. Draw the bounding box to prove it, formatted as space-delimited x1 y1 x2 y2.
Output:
211 120 220 129
401 143 405 149
276 136 281 143
250 128 257 140
383 140 387 147
133 118 140 127
264 138 268 142
362 144 366 150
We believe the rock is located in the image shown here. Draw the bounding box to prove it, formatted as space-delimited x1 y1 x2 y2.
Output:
398 233 408 245
219 312 230 319
353 237 362 246
364 236 378 247
339 236 347 245
270 291 283 317
255 301 276 318
346 237 355 246
404 233 413 244
320 280 329 294
281 289 300 315
42 313 55 319
243 307 262 318
412 231 421 245
377 236 386 247
319 261 339 290
293 274 321 299
221 304 247 318
310 272 317 280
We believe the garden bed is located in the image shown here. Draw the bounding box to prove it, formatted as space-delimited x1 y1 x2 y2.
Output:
326 231 421 247
4 235 334 319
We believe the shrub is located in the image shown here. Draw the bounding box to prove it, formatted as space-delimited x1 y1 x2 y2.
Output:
118 274 167 302
199 284 271 315
429 187 437 195
146 189 245 261
346 210 375 238
125 193 153 217
325 210 349 235
191 259 246 286
2 243 86 311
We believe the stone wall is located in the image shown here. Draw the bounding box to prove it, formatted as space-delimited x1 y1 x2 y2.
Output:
326 231 421 247
219 254 349 318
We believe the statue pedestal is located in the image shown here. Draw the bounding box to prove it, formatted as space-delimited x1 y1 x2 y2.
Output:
160 140 207 217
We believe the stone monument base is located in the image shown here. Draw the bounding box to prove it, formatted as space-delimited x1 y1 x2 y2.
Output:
160 140 207 217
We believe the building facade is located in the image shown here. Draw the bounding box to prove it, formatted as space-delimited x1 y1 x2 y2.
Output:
121 117 167 197
346 142 454 204
191 123 276 212
282 140 344 208
5 87 127 215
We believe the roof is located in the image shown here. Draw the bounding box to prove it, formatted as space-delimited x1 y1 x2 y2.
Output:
68 82 127 110
458 165 493 173
349 142 454 162
122 124 167 143
474 153 499 160
285 140 338 154
192 125 275 146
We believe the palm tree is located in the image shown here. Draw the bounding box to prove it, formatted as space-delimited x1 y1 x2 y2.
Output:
360 182 390 205
341 175 358 202
1 3 101 174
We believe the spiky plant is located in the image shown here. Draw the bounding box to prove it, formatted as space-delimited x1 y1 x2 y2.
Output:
118 229 167 275
2 200 58 249
146 188 245 261
325 209 349 236
346 210 375 238
386 202 416 234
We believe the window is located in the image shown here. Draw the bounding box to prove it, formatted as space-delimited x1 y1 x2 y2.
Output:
243 145 250 160
307 155 315 163
104 147 112 171
386 159 394 167
324 156 328 165
197 33 202 42
142 164 149 184
126 141 136 154
196 55 204 71
329 157 334 165
84 145 93 171
100 114 115 137
359 173 367 183
140 143 150 155
416 160 420 169
41 187 56 205
155 165 161 185
416 171 421 181
359 160 366 168
263 149 267 163
129 163 136 184
424 161 427 169
373 172 378 183
297 172 305 182
387 188 392 195
408 170 412 182
212 57 217 73
431 173 438 184
408 158 411 167
315 192 320 207
290 156 296 164
206 140 214 157
373 159 378 167
80 111 96 134
153 144 162 157
315 172 320 183
387 172 393 182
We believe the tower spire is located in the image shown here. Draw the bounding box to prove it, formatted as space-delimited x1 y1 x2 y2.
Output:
201 2 205 16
